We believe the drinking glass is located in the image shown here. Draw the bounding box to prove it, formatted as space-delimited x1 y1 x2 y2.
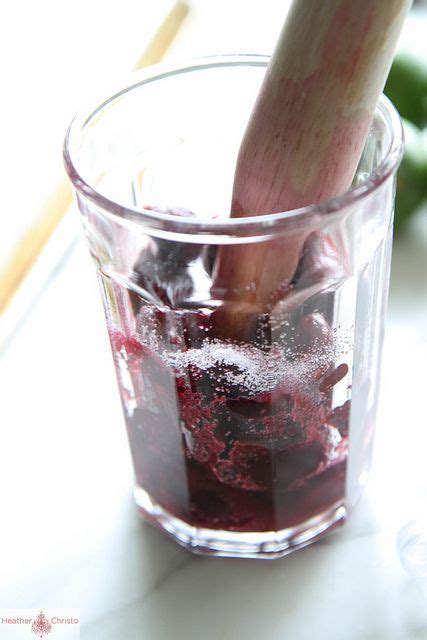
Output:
64 56 403 558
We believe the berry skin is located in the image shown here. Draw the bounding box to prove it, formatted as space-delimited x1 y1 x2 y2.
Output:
293 231 346 289
131 205 203 308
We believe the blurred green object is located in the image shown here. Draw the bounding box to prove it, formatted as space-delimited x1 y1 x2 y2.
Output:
384 51 427 233
385 50 427 128
394 119 427 233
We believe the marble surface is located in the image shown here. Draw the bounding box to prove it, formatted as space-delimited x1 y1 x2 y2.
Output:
0 211 427 639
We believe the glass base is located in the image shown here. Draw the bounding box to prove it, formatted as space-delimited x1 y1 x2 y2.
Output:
134 486 347 559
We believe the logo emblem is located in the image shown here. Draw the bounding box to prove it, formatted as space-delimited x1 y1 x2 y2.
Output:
31 611 52 637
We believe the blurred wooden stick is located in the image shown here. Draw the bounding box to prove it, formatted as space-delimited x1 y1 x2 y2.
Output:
0 1 189 316
132 1 189 70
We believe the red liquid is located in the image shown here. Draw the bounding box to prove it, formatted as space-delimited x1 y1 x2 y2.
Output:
109 304 349 533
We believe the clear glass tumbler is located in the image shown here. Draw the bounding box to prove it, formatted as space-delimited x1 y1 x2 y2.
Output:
64 56 403 558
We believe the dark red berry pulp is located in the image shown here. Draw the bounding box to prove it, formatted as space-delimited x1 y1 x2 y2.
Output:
109 307 349 533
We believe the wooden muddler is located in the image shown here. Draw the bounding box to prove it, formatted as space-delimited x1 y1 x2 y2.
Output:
212 0 411 310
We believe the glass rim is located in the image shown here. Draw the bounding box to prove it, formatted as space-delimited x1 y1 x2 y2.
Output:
63 54 404 239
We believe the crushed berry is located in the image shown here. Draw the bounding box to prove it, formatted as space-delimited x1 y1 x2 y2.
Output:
293 231 347 289
111 318 350 532
319 363 349 392
111 331 144 357
327 400 351 436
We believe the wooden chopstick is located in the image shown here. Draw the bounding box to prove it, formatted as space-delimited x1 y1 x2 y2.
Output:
0 1 189 316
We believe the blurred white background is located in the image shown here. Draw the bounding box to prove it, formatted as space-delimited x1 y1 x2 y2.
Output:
0 0 284 262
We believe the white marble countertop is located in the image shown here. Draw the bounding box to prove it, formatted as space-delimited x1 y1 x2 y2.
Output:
1 211 426 639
